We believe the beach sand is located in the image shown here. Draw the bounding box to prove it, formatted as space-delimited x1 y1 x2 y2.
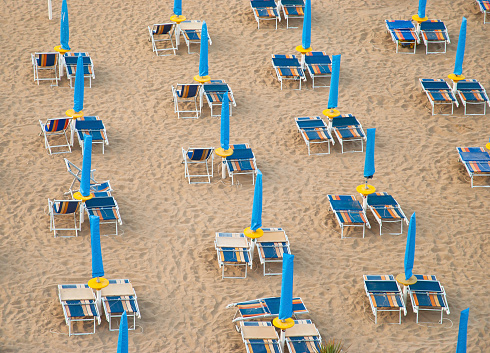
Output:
0 0 489 351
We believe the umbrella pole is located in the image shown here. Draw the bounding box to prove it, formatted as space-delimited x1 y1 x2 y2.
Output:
221 157 226 179
279 329 286 353
48 0 52 20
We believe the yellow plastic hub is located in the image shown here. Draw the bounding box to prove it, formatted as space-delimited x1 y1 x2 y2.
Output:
244 227 264 239
295 45 312 54
273 317 295 330
215 147 233 157
448 73 465 82
65 109 84 118
322 109 341 119
170 15 186 24
356 184 376 196
193 75 211 84
88 277 109 290
396 273 417 286
73 191 94 201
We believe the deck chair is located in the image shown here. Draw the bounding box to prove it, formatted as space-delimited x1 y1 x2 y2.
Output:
84 196 122 236
58 284 101 336
456 147 490 188
279 0 305 28
329 114 366 153
385 20 419 54
64 158 112 196
48 199 82 237
271 54 306 90
327 195 371 239
476 0 489 24
366 192 409 235
255 228 291 276
31 52 59 86
202 80 236 117
225 144 258 185
295 116 334 155
39 117 71 154
239 321 281 353
215 232 253 279
179 20 212 54
74 116 109 154
250 0 281 29
285 319 322 353
305 51 332 89
63 53 95 88
182 147 214 184
172 84 201 118
363 275 406 324
101 279 141 331
419 78 459 115
407 274 450 324
455 79 490 115
148 23 176 56
419 20 450 55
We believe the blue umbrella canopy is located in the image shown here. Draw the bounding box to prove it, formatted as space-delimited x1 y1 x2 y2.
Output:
454 17 467 76
250 169 263 231
456 308 469 353
417 0 427 19
327 54 341 109
220 95 230 151
80 135 93 197
278 253 294 320
363 128 376 179
90 215 104 278
60 0 70 50
302 0 311 49
404 213 416 280
73 54 84 113
198 22 209 77
173 0 182 16
117 311 129 353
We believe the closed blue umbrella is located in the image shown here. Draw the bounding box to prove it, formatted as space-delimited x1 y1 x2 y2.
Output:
278 253 294 320
417 0 427 19
364 128 376 179
302 0 311 49
117 311 129 353
90 215 104 278
456 308 469 353
454 17 467 76
220 95 230 151
198 22 209 77
404 213 416 280
73 53 84 113
250 169 263 231
60 0 70 50
173 0 182 16
327 55 341 109
80 135 92 198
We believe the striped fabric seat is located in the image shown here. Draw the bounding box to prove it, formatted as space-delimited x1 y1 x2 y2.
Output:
422 30 448 41
419 20 450 54
386 21 419 53
178 84 200 98
224 145 258 184
246 339 281 353
330 114 366 152
305 51 332 88
459 90 488 102
277 66 302 77
308 63 331 75
476 0 489 24
187 148 213 161
153 24 172 35
419 78 458 115
370 206 404 220
254 7 278 19
336 210 367 225
369 293 404 309
420 78 452 90
457 147 490 161
241 322 281 353
227 159 256 172
44 118 70 132
104 296 138 314
363 274 394 281
284 6 304 16
301 127 331 141
205 91 233 103
257 243 288 259
49 199 82 237
385 19 414 30
335 125 365 139
54 200 80 214
255 228 291 275
219 248 251 263
183 29 201 41
250 0 280 29
466 161 490 173
411 293 447 308
148 23 176 56
65 300 97 318
426 89 455 102
172 84 201 118
415 274 437 281
37 53 57 67
391 29 417 41
285 319 321 353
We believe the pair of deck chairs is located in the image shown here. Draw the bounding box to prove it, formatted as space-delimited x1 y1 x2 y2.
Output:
476 0 490 24
31 52 59 86
58 279 141 336
215 228 291 278
63 52 95 88
271 54 306 90
456 147 490 188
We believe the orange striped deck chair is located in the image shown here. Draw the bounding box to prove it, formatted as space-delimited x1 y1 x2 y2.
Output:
476 0 489 24
182 147 215 184
366 192 409 235
63 52 95 88
407 274 450 323
48 199 82 237
39 117 72 155
148 23 176 56
215 232 253 279
250 0 281 29
455 79 490 116
172 84 201 118
101 279 141 331
31 52 59 86
328 194 371 239
363 275 406 324
280 0 305 28
419 20 450 54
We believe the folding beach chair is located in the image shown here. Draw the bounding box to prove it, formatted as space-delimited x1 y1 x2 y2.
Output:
363 275 406 324
215 232 253 279
182 147 214 184
476 0 490 24
385 20 419 54
148 23 176 56
419 20 450 55
225 144 258 185
58 284 101 336
295 116 334 155
279 0 305 29
239 321 281 353
419 78 458 115
285 319 322 353
63 53 95 88
64 158 112 196
366 192 409 235
255 228 291 276
271 54 306 90
329 114 366 153
39 117 71 155
101 279 141 331
456 147 490 188
172 84 201 118
327 195 371 239
31 52 59 86
455 79 490 115
202 80 236 117
48 199 82 237
407 274 450 324
250 0 281 29
84 196 122 236
179 20 212 55
305 51 332 89
74 116 109 154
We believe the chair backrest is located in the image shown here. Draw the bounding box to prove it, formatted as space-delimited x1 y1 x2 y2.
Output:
367 193 398 206
85 196 117 208
64 56 92 66
420 20 446 31
53 200 80 214
37 53 57 67
178 84 200 98
186 148 213 161
331 116 360 128
153 23 173 35
44 118 70 132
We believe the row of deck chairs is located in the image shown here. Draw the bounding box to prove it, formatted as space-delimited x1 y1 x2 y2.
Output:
250 0 306 29
58 279 141 336
363 275 450 324
420 78 490 116
457 147 490 188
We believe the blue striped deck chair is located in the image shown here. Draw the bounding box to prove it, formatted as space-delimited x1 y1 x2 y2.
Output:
48 199 82 237
363 275 406 324
419 78 458 115
179 20 212 55
305 51 332 89
101 279 141 331
31 52 59 86
385 20 419 54
407 274 450 324
84 196 122 236
172 83 201 118
239 321 281 353
455 79 490 115
255 228 291 276
419 20 450 55
63 158 113 196
202 81 236 117
182 147 214 184
366 192 409 235
75 116 109 154
225 144 258 185
271 54 306 90
58 284 101 336
456 147 490 188
279 0 304 29
63 53 95 88
148 23 176 56
295 116 334 155
329 114 366 153
476 0 490 24
285 319 322 353
250 0 281 29
215 232 253 279
327 195 371 239
39 117 71 154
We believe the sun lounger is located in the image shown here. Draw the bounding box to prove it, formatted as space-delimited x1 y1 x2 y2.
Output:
172 84 201 118
250 0 281 29
476 0 489 24
456 147 490 188
407 274 450 324
329 114 366 153
148 23 176 56
74 116 109 154
255 228 291 276
84 196 122 236
385 20 419 54
295 116 334 155
304 51 332 89
419 20 450 55
64 158 112 196
239 321 281 353
63 53 95 88
39 117 71 154
363 275 406 324
419 78 458 115
31 52 59 86
328 195 371 239
202 80 236 117
285 319 322 353
182 147 214 184
101 279 141 331
455 79 490 115
48 199 82 237
215 232 253 279
179 20 212 54
58 284 101 336
366 192 409 235
279 0 305 28
271 54 306 90
225 144 258 185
